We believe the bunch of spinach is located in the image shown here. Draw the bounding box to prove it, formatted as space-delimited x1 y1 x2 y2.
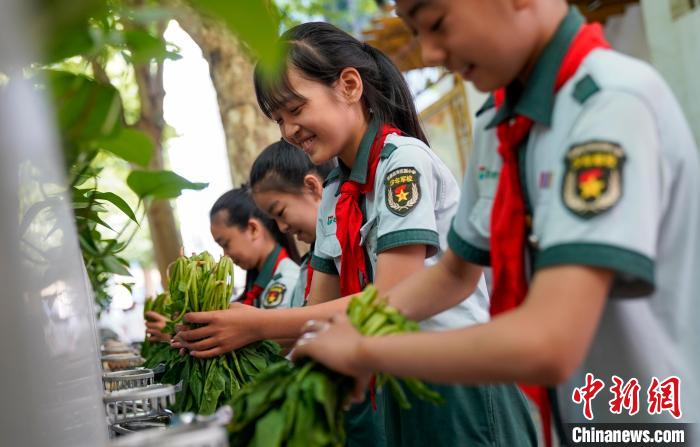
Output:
228 285 443 446
157 252 284 415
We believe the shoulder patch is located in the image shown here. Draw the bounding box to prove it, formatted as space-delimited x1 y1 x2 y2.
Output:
379 143 399 159
475 95 496 117
262 283 286 308
572 75 600 105
562 141 625 219
384 167 421 217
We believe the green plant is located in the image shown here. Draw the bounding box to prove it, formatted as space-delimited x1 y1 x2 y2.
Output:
156 251 284 415
227 285 443 447
16 0 286 311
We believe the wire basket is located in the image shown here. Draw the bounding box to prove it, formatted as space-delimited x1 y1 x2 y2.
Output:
102 353 145 371
101 341 134 356
108 423 228 447
103 368 154 392
109 413 172 437
104 383 176 425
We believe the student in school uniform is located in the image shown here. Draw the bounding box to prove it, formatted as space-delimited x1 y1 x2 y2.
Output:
292 1 700 445
145 186 303 341
175 21 536 447
249 139 335 308
209 187 301 309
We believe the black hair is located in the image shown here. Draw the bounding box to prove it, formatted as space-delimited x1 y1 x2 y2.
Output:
249 139 335 194
209 187 301 266
253 22 428 144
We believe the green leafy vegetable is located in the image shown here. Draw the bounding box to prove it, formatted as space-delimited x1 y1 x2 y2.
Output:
228 285 443 446
151 251 283 415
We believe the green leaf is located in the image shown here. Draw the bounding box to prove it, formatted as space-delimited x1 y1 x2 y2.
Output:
127 170 208 199
33 0 106 65
123 29 181 64
74 208 114 231
45 70 123 142
250 407 285 447
103 255 131 276
93 128 154 167
92 191 138 222
189 0 283 73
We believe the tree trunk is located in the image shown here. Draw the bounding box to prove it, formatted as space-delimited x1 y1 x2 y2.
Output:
174 4 278 186
133 39 183 290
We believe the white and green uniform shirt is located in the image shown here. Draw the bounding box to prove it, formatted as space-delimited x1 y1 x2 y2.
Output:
288 250 311 308
312 118 490 331
236 245 300 309
449 7 700 436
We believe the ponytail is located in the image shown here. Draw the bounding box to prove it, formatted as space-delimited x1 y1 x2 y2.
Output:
254 22 427 144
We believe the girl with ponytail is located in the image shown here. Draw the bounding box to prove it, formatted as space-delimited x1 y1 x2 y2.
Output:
249 139 334 307
176 22 535 446
209 186 300 309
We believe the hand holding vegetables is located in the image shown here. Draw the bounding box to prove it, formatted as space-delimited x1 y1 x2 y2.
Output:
145 309 170 343
172 302 266 358
228 286 442 447
152 252 284 415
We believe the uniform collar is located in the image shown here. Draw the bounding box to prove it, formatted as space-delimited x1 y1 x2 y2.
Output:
301 243 314 265
337 117 380 187
255 243 282 288
487 7 584 129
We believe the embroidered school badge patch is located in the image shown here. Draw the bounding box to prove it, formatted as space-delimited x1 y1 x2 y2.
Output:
385 167 421 216
562 141 625 218
263 283 286 308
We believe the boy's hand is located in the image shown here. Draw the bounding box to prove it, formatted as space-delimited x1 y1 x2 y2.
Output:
171 303 263 358
291 314 372 403
145 311 171 343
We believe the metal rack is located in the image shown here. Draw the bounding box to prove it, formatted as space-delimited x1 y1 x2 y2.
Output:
103 369 155 392
104 383 176 426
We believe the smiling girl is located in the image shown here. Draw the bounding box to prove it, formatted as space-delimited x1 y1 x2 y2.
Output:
249 139 335 307
176 22 535 446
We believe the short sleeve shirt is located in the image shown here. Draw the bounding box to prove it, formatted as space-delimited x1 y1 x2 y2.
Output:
232 244 300 309
312 119 491 330
288 252 311 308
450 7 700 432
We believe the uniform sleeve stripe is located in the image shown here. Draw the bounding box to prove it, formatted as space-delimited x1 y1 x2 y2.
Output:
447 225 491 266
310 254 338 275
535 243 655 297
376 229 439 253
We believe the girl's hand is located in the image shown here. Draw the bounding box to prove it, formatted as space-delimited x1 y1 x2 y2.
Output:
291 314 372 402
145 311 171 343
171 303 264 358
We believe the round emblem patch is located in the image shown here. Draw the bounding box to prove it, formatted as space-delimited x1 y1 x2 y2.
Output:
384 167 421 217
562 141 625 218
263 283 286 308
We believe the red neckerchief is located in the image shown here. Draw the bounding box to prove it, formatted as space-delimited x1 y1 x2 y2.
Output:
304 261 314 301
489 23 610 447
241 247 289 307
335 124 400 296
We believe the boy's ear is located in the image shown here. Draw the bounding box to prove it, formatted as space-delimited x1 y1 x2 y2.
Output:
303 174 324 199
337 67 363 104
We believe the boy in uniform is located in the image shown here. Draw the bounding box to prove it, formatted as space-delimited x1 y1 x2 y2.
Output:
293 1 700 444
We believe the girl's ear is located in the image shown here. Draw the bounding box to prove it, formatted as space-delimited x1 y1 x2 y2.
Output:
303 173 324 200
336 67 363 104
247 218 263 240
